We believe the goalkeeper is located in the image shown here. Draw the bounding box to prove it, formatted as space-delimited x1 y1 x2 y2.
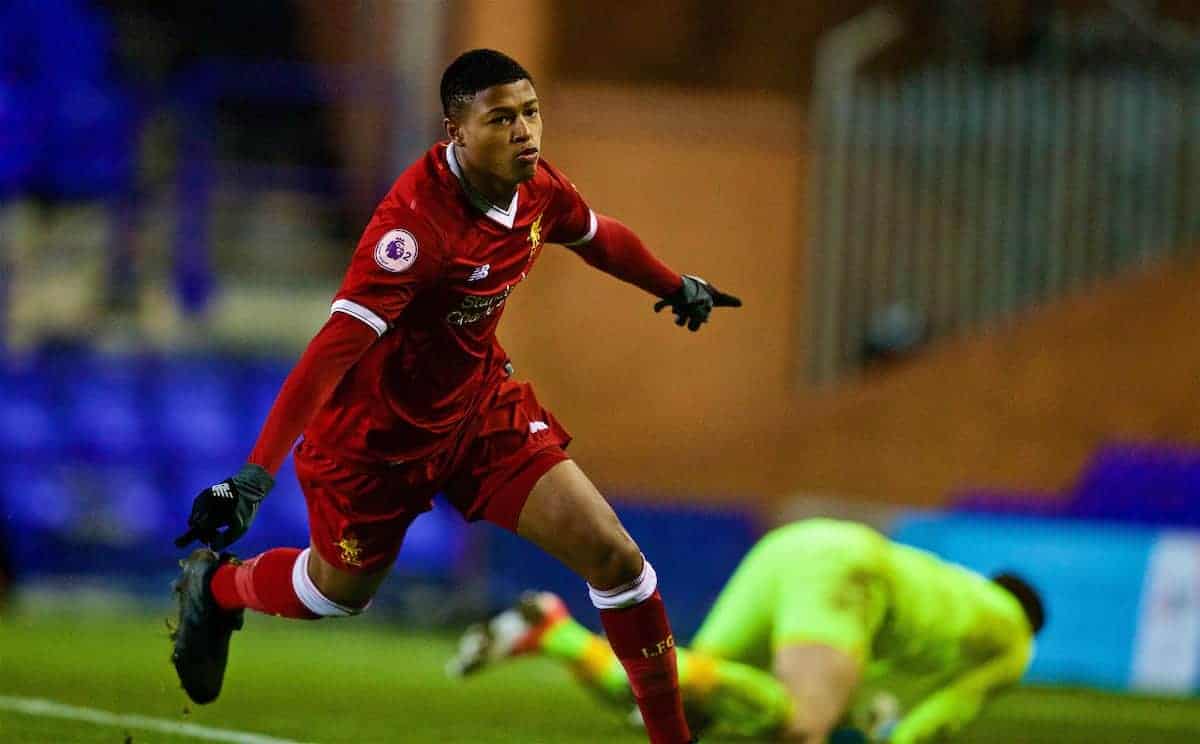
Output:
450 518 1044 743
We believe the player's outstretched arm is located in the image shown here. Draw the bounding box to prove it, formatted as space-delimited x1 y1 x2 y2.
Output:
886 643 1030 744
174 313 377 550
567 214 741 331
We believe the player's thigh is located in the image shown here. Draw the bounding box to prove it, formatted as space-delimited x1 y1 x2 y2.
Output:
516 459 643 590
294 439 434 606
444 379 642 589
305 544 393 607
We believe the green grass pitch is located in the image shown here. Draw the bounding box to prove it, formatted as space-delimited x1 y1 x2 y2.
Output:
2 610 1197 743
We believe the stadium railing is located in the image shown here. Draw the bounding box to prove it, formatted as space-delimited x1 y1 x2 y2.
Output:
809 12 1200 382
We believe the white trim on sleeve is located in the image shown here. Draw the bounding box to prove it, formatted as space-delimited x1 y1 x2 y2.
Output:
330 299 387 336
564 209 598 247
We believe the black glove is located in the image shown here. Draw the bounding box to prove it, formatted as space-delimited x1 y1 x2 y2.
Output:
174 464 274 551
654 274 742 331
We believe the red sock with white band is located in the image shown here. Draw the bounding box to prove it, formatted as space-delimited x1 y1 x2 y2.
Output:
209 548 318 619
592 559 692 744
209 547 364 620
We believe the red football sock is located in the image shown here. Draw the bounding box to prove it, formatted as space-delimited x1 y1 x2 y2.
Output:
209 548 319 619
599 591 692 744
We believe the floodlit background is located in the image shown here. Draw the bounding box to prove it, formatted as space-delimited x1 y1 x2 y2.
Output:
1 1 1199 742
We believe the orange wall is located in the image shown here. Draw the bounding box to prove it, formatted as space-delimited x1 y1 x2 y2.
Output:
773 256 1200 507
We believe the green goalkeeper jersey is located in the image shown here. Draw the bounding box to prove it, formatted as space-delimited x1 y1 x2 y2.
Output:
690 519 1034 743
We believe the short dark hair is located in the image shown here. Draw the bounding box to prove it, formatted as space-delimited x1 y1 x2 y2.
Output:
440 49 532 119
992 572 1046 635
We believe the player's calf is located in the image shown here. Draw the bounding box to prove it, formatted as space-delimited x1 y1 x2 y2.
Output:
592 559 693 744
515 461 693 742
209 546 367 619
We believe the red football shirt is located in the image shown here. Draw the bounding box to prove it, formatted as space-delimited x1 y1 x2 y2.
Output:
303 142 595 464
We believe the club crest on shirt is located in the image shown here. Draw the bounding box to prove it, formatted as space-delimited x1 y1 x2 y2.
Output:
374 228 418 273
528 212 544 260
335 536 364 567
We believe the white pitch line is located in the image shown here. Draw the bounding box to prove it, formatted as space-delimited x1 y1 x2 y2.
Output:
0 695 311 744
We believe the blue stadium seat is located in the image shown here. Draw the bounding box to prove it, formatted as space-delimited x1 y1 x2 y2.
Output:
0 81 40 199
239 360 291 454
397 499 468 578
35 81 137 201
272 457 310 532
0 463 75 532
0 464 77 577
63 360 149 462
0 462 165 543
1069 444 1200 529
88 465 167 543
152 357 243 463
1 461 174 574
0 378 61 462
0 0 137 201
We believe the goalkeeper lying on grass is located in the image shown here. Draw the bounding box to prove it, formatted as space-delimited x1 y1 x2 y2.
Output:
449 519 1044 743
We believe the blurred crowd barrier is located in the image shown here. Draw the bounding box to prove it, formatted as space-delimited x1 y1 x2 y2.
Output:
955 442 1200 528
893 441 1200 694
896 513 1200 694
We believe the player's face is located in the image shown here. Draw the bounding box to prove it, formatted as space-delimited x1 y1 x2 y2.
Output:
451 79 542 191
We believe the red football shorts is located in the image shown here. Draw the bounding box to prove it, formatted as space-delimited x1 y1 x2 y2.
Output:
293 379 571 574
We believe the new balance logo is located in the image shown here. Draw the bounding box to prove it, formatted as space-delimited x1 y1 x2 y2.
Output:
211 483 234 500
468 264 490 282
529 421 549 434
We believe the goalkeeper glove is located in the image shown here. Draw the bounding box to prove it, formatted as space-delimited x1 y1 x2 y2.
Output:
174 464 274 551
654 275 742 331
